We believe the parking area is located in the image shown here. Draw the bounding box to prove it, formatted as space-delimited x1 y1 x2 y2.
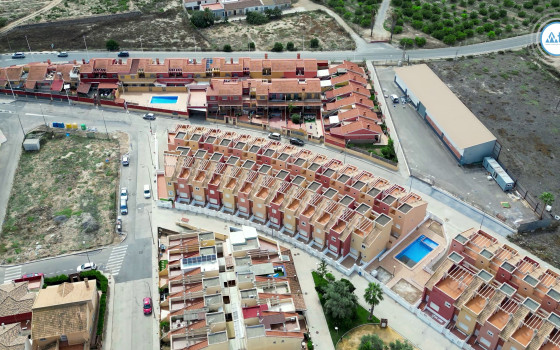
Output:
376 66 536 227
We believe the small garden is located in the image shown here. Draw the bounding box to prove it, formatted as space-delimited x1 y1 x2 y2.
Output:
311 260 384 346
348 136 398 163
388 0 558 47
43 271 109 337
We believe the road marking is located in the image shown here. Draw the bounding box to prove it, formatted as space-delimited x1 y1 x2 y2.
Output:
104 245 128 276
3 266 22 283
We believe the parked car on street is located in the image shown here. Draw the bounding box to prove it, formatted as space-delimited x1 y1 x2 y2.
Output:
122 155 129 166
268 132 281 141
120 198 128 215
12 52 25 59
120 187 128 201
143 184 151 199
21 273 44 279
143 297 153 315
117 51 129 57
289 138 304 146
57 52 68 57
143 113 156 120
77 262 97 272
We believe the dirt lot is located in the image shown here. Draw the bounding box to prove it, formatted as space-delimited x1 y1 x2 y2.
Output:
0 9 353 52
201 11 355 51
0 0 48 24
0 132 126 264
429 50 560 267
336 324 415 350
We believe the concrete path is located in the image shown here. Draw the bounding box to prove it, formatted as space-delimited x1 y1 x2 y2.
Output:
372 0 391 41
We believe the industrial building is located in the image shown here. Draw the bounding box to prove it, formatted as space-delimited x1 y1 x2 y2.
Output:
394 64 497 165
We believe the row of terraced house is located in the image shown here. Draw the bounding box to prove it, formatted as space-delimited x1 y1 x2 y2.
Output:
159 124 427 265
422 228 560 350
0 57 384 146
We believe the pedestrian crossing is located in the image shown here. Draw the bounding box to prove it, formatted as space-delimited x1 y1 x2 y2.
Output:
104 245 128 276
3 265 22 284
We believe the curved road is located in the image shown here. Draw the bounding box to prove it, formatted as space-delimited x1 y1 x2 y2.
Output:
0 33 536 67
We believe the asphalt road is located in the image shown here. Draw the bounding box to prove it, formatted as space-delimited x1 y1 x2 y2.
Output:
0 33 536 67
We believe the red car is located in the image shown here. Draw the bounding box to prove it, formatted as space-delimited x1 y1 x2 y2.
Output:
22 273 44 279
143 297 152 315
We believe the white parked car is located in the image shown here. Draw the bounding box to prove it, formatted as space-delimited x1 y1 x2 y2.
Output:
143 184 151 199
77 262 97 272
121 187 128 201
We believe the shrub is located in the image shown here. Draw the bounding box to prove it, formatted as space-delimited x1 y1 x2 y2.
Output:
432 29 445 39
415 36 427 46
105 39 119 51
505 24 512 31
272 42 284 52
552 0 560 6
479 7 488 15
80 270 108 293
399 37 415 47
422 25 432 33
360 17 372 27
393 25 403 33
249 42 255 50
412 20 424 29
310 38 319 48
523 1 533 8
465 28 475 36
97 294 106 336
286 41 295 51
476 25 485 33
0 17 7 28
44 274 69 286
443 34 457 44
483 22 494 31
487 30 496 39
344 11 352 20
190 9 215 28
223 44 232 52
264 7 282 19
160 321 170 333
535 5 544 11
246 11 268 24
456 30 467 40
518 10 527 16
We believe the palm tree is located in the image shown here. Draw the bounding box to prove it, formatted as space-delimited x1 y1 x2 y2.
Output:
364 282 384 321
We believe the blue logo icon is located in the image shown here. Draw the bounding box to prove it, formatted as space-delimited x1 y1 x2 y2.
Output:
541 22 560 56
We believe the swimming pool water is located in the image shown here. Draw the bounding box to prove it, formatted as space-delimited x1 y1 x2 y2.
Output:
396 235 438 268
150 96 178 104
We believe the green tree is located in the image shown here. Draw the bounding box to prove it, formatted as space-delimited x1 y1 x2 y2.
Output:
539 192 555 206
0 17 7 28
364 282 384 320
388 340 414 350
265 7 282 19
272 42 284 52
487 30 496 39
443 34 457 44
415 36 427 46
286 41 295 51
223 44 232 52
246 11 269 24
399 38 414 47
340 278 356 293
381 138 397 161
310 37 320 48
325 272 336 282
291 113 301 124
249 42 255 50
191 9 215 28
359 334 385 350
105 39 119 51
317 259 328 278
323 280 358 326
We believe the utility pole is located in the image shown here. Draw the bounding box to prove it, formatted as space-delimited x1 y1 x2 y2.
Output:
140 37 144 52
83 35 89 61
17 114 25 137
6 36 11 52
25 35 31 53
39 104 47 126
101 109 109 137
5 69 15 100
370 7 377 38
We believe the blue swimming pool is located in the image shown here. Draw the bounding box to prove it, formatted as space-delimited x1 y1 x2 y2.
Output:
150 96 178 104
396 235 439 268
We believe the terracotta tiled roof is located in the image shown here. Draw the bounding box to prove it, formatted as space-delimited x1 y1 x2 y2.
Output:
331 72 368 87
337 106 380 123
325 95 374 111
330 120 382 137
325 82 370 100
0 282 35 317
0 323 27 350
54 64 75 82
0 66 23 82
32 303 89 340
207 80 242 97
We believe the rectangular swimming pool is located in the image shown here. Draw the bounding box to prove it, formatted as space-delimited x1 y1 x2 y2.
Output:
150 96 178 104
396 235 439 268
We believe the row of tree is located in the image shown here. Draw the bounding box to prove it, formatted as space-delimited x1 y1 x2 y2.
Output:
359 334 414 350
190 7 283 29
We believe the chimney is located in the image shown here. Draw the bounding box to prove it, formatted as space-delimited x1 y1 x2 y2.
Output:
230 58 233 64
47 59 51 64
297 53 300 59
360 98 363 103
73 60 77 64
119 59 122 64
84 278 89 288
156 58 160 64
194 58 197 64
265 53 268 59
82 59 85 64
367 124 370 129
2 323 4 330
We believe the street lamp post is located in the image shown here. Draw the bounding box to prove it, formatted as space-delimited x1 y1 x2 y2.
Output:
64 85 71 106
39 104 47 126
16 114 25 137
101 109 109 137
83 241 91 263
83 35 89 61
343 139 350 163
25 35 31 53
4 69 16 100
140 37 144 52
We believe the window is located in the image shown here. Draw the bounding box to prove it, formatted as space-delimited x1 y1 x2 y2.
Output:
445 302 451 308
210 190 215 195
487 330 494 337
272 209 277 214
315 229 321 233
258 204 262 208
331 236 336 242
429 302 439 312
210 96 216 100
464 314 471 322
225 194 230 198
195 187 200 191
167 182 172 186
286 215 291 219
361 244 366 249
168 191 174 196
240 198 245 203
179 184 184 188
302 221 306 226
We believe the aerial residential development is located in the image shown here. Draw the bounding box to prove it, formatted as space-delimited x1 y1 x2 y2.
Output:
0 1 558 350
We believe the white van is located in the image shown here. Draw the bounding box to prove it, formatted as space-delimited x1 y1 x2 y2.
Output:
120 199 128 215
390 94 400 104
143 184 151 199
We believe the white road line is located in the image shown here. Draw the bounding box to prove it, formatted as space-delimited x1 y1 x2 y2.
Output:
104 245 128 276
3 266 22 283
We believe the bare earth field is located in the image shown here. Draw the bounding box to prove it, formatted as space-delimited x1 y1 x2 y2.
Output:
0 0 49 23
0 9 353 53
0 133 126 264
429 50 560 267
